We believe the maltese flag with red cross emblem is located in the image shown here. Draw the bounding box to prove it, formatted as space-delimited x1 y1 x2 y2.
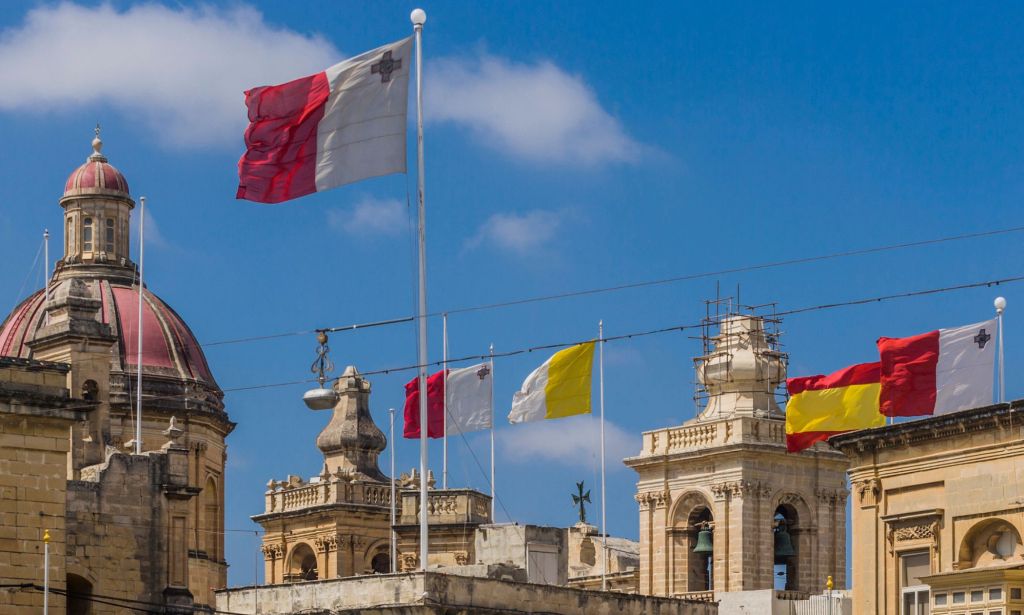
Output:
236 36 412 204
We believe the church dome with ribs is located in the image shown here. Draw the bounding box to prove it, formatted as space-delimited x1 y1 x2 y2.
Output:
0 280 217 388
0 130 222 407
63 134 130 197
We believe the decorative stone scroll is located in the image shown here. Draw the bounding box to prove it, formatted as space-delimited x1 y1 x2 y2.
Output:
635 490 670 511
711 480 772 501
854 478 880 506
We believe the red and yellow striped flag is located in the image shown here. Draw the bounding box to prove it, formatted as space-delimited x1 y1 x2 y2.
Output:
785 362 885 453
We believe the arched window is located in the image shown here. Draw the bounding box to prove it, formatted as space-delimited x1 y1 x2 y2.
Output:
66 574 93 615
105 218 115 252
689 507 714 591
287 543 318 581
203 477 220 562
82 217 93 252
958 519 1023 569
671 492 714 594
81 380 98 402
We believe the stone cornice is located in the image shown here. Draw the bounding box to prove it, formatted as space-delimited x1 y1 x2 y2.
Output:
829 400 1024 454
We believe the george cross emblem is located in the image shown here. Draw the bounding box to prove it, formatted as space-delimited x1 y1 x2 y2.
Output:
974 328 992 349
370 51 402 83
476 365 491 381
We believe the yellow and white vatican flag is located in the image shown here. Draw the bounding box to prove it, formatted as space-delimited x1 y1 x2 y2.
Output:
508 342 595 423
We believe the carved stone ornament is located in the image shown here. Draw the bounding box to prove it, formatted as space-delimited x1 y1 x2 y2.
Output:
454 551 469 566
855 478 880 505
260 543 284 560
894 524 936 542
314 535 339 552
711 480 771 501
400 552 419 572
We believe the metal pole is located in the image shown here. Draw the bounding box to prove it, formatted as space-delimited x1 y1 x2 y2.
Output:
389 408 397 573
996 298 1006 403
135 196 146 454
442 314 448 489
43 229 49 325
489 343 495 521
599 321 607 591
411 7 429 573
43 529 50 615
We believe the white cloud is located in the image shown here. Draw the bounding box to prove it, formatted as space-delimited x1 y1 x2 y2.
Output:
0 3 338 147
428 54 640 165
498 416 639 471
466 209 562 255
327 197 407 236
129 209 169 250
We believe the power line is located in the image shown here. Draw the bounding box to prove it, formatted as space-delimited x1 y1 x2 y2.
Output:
197 224 1024 348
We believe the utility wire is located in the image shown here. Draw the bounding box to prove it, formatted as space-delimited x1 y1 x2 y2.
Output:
49 272 1014 408
198 224 1024 348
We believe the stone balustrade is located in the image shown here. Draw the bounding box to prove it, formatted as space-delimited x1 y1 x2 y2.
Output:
398 488 492 525
638 415 788 457
263 476 393 514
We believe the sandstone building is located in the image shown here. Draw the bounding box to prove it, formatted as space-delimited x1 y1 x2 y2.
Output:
0 132 232 612
831 399 1024 615
626 314 849 600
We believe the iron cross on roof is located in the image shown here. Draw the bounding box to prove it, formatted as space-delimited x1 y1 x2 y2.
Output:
974 328 992 349
572 481 591 524
476 365 491 380
371 51 402 83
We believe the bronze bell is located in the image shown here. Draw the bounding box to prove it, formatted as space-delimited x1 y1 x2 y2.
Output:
693 524 714 555
774 522 796 562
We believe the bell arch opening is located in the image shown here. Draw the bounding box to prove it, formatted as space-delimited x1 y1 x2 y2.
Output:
773 504 799 591
670 492 714 594
287 543 319 581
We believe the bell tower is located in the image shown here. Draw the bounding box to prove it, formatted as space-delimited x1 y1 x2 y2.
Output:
625 308 849 598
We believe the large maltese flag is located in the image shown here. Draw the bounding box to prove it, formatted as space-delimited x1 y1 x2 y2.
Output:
878 319 997 417
237 37 412 204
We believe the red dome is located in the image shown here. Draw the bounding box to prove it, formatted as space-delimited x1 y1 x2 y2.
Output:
64 158 130 197
0 280 216 388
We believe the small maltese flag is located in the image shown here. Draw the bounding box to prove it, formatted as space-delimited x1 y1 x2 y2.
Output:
237 37 412 204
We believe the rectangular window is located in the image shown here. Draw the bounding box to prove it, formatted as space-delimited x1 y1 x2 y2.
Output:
956 592 967 603
105 218 114 252
974 591 986 602
83 217 93 252
935 594 948 605
1012 588 1022 600
901 551 931 615
991 589 1003 600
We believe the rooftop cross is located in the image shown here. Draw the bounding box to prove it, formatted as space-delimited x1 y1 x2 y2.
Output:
571 481 591 524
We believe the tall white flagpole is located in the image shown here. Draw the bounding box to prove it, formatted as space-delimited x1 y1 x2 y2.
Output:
996 297 1007 403
135 196 146 455
43 229 49 325
389 408 397 573
489 343 496 521
411 7 430 573
43 529 50 615
442 313 448 489
599 320 607 591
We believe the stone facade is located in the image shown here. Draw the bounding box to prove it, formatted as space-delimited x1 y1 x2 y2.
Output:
0 133 232 611
625 315 849 599
565 521 640 592
0 358 84 615
256 366 396 582
216 571 719 615
830 400 1024 615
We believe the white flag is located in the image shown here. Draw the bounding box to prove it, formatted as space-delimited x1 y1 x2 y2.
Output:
446 363 493 434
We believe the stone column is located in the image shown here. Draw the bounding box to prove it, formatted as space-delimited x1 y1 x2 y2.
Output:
635 492 655 594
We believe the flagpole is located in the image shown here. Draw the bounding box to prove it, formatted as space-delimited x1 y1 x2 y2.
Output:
389 408 397 573
442 313 448 489
489 343 496 521
411 7 429 573
43 229 50 325
599 320 607 591
996 297 1007 403
43 529 50 615
135 196 146 455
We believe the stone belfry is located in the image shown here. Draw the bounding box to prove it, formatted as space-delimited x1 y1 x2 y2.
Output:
625 312 849 598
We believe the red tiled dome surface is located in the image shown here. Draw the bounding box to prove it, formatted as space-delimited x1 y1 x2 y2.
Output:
0 280 216 387
64 158 130 196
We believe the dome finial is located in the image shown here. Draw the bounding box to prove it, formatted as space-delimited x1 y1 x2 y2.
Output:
90 123 105 160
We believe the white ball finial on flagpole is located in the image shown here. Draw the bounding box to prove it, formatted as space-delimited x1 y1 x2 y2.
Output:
995 296 1007 314
411 8 426 26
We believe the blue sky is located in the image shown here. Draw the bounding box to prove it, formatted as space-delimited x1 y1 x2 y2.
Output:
1 1 1022 587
